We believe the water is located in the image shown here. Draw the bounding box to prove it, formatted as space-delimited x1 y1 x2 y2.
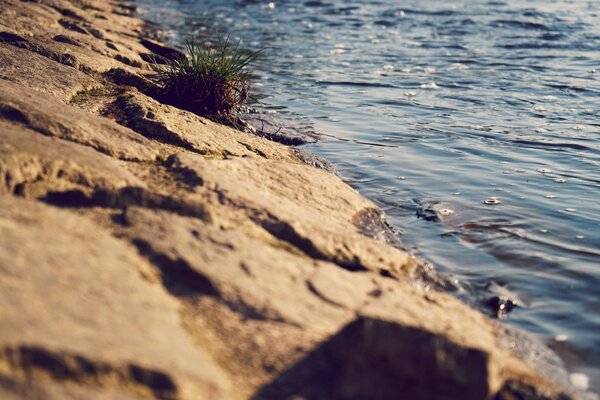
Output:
138 0 600 393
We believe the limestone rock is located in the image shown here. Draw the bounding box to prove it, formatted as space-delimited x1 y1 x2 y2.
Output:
0 120 142 198
0 79 158 162
0 43 97 103
110 92 297 161
168 153 422 277
121 207 353 334
0 195 231 399
0 0 147 73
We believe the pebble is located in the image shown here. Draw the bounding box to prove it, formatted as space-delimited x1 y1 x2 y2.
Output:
483 197 501 205
569 373 589 391
437 208 454 217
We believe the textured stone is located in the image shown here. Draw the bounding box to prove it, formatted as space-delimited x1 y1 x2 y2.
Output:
122 207 353 334
0 79 158 161
111 92 297 161
0 1 580 399
0 43 97 102
0 120 142 197
0 196 230 399
169 153 422 277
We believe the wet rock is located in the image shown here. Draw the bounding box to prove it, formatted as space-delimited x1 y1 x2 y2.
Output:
242 112 318 146
293 147 337 173
485 281 522 318
487 296 518 318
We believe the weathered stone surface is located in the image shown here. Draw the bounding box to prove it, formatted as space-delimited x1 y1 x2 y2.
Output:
122 207 353 333
168 153 422 277
0 121 142 197
0 0 148 73
0 43 97 102
110 92 297 161
0 196 231 399
0 79 158 161
0 0 582 399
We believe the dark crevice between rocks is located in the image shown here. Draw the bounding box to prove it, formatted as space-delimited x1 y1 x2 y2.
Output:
306 280 347 310
130 238 294 325
139 38 184 63
130 238 219 298
163 154 205 187
252 316 495 400
0 31 79 68
103 68 153 91
258 215 369 273
1 345 178 400
58 18 105 40
238 142 268 158
104 94 202 153
495 380 572 400
40 186 207 220
52 34 82 47
0 104 29 125
47 5 85 21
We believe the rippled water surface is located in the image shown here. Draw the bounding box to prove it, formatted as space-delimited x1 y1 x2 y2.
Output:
138 0 600 392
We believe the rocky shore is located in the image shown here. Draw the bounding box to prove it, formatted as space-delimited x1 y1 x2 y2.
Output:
0 0 583 399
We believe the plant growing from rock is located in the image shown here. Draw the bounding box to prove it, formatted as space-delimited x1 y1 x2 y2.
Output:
150 35 261 124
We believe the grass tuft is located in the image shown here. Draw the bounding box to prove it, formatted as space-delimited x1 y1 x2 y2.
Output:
150 35 261 123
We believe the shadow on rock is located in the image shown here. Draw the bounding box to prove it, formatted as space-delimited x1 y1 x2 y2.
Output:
252 316 493 400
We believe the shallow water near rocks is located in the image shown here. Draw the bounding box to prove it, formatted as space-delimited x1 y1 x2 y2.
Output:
138 0 600 393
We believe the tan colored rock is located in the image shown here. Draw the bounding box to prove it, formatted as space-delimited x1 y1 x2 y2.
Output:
0 120 142 197
0 0 148 73
0 1 581 400
169 153 421 277
111 92 297 161
0 79 158 162
0 43 97 103
122 207 353 334
0 195 231 399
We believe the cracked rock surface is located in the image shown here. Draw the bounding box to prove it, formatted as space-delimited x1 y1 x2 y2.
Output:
0 0 584 399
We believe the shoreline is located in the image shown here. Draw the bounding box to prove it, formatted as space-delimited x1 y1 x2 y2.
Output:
0 0 589 398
